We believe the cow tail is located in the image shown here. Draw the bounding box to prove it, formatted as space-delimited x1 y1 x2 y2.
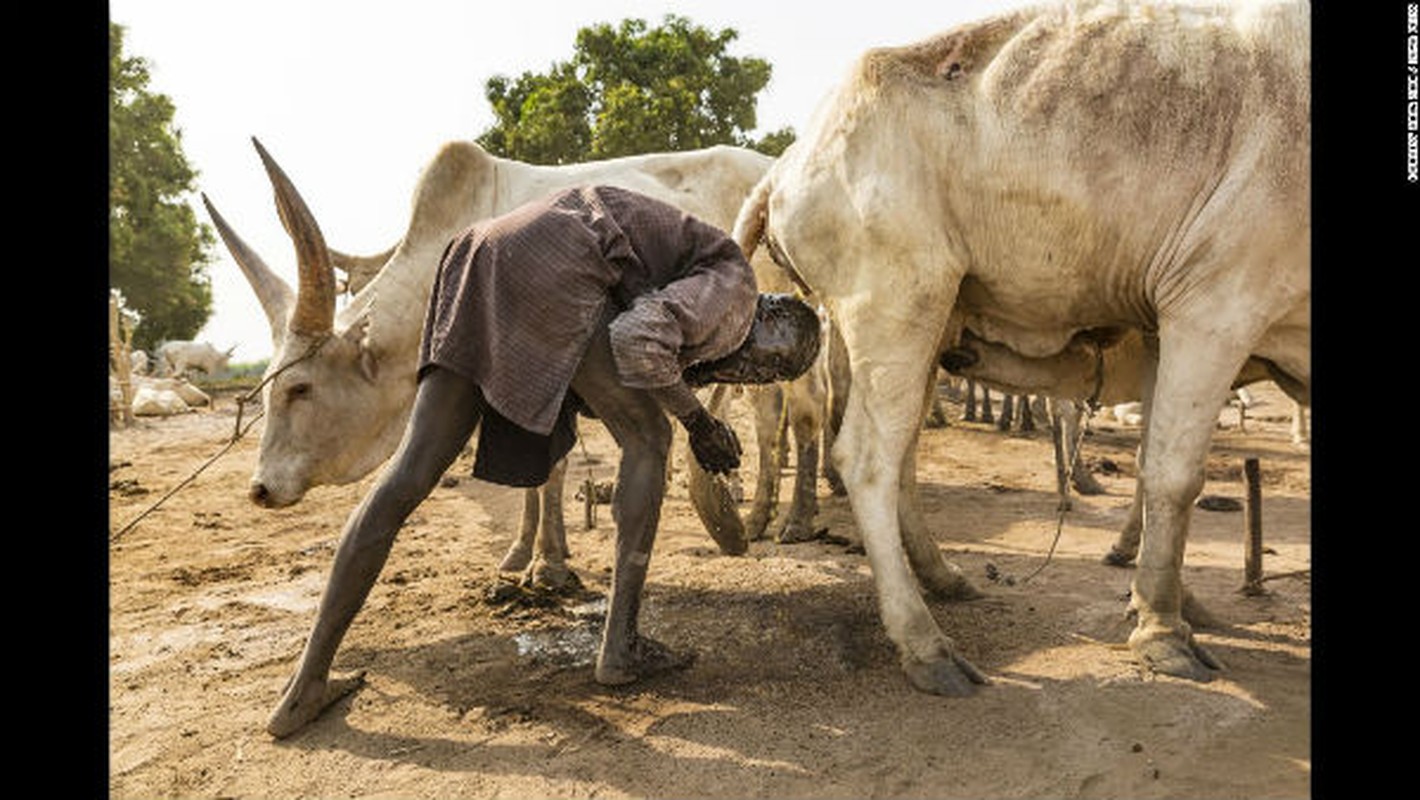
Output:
732 172 773 261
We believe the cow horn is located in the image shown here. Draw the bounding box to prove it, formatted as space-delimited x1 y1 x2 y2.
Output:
252 137 335 336
202 193 294 347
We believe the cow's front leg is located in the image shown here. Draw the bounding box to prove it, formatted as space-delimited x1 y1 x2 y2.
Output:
267 368 485 738
832 300 986 695
1126 324 1248 681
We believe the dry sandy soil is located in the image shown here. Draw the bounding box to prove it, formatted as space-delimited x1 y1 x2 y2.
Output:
108 380 1310 798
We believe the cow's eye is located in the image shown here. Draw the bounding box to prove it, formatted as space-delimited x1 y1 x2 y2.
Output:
287 383 312 402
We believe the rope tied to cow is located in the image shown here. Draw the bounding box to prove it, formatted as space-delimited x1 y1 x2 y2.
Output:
1020 340 1104 585
109 334 332 543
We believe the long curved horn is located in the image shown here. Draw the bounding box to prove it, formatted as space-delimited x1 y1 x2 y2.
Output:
202 193 294 347
252 137 335 336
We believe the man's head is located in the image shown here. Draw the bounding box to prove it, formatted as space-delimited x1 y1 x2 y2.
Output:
684 293 822 387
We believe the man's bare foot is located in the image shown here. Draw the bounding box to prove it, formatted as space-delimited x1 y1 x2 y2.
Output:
594 636 695 686
266 670 366 739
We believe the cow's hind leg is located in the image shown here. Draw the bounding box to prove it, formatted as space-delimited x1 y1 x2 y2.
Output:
744 384 785 540
776 369 829 543
498 488 542 573
832 298 986 696
527 458 574 590
900 377 979 600
1105 334 1158 567
821 322 850 496
1127 322 1254 681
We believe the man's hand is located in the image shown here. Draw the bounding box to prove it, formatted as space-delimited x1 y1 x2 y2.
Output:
679 408 741 475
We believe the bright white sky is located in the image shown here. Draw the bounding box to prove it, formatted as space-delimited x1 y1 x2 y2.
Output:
110 0 1025 362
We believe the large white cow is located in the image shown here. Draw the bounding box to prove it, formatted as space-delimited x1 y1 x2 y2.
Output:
206 138 824 578
734 0 1309 692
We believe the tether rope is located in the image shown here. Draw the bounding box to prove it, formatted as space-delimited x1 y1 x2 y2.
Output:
109 334 331 543
1019 340 1105 584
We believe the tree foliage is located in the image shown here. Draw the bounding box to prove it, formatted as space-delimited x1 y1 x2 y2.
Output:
110 22 214 352
478 15 795 165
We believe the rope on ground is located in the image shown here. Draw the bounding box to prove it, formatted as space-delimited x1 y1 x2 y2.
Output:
109 409 265 543
1018 404 1094 585
1021 343 1105 584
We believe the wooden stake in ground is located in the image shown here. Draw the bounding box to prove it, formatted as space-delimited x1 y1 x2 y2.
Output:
109 294 135 428
1242 457 1264 595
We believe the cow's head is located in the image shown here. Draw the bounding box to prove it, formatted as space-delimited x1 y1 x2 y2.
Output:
206 139 412 508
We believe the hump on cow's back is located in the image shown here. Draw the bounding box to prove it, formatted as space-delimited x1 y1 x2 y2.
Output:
848 7 1034 90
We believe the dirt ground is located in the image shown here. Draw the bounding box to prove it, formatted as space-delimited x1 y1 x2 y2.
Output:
107 380 1310 799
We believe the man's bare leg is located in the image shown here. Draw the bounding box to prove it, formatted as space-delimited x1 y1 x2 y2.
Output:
571 317 687 685
266 367 485 738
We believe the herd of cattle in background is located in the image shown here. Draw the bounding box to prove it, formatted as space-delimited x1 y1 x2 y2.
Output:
111 0 1310 700
109 339 236 417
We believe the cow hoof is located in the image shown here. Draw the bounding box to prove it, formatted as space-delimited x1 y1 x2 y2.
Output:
902 649 988 697
595 636 695 685
775 519 819 544
1131 635 1223 682
744 507 773 542
266 670 366 739
1102 548 1136 568
526 561 579 593
1071 470 1107 496
926 578 985 603
499 545 533 573
918 567 983 602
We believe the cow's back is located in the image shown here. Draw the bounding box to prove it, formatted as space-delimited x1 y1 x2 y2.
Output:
509 145 775 235
836 0 1309 351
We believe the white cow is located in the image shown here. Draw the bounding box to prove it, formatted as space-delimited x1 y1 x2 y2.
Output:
205 138 822 583
113 374 213 417
157 340 235 378
941 326 1309 574
733 0 1309 691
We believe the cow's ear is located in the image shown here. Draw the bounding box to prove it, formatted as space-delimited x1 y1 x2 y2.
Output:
341 316 380 383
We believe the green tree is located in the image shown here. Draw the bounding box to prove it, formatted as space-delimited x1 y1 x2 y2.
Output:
478 15 795 165
110 21 214 352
